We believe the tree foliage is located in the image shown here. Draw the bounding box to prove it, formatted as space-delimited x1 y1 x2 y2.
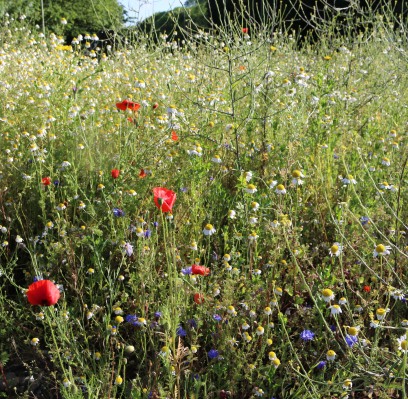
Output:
0 0 125 40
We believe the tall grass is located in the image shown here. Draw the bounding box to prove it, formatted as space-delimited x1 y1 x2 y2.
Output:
0 4 408 398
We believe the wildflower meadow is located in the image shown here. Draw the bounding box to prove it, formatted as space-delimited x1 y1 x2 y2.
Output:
0 5 408 399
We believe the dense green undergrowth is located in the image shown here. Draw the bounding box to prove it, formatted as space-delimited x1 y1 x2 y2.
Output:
0 8 408 399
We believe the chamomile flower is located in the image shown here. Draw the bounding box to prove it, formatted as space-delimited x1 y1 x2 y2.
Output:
268 351 277 361
160 346 170 356
248 231 259 241
242 322 250 330
31 337 40 346
329 304 342 315
245 184 257 194
264 306 272 315
270 220 280 228
343 379 352 390
398 334 408 353
373 244 391 257
322 288 335 302
115 376 123 385
250 201 260 211
227 305 237 316
292 170 304 185
275 184 286 194
376 307 388 320
256 326 265 336
203 224 216 236
242 332 252 342
326 349 336 361
329 243 343 257
339 297 347 305
228 210 236 219
382 157 391 166
212 155 222 164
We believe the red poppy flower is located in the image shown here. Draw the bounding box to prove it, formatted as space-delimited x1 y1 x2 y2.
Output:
26 280 60 306
191 265 210 276
242 27 249 34
153 187 176 213
153 102 159 109
363 285 371 293
171 131 179 141
116 99 141 111
42 177 51 186
194 293 204 304
139 169 147 178
111 169 120 179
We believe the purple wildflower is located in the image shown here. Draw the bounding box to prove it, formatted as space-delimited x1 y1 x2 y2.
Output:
208 349 219 359
300 330 315 341
181 266 193 275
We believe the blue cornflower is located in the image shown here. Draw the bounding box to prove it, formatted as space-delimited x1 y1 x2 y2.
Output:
153 221 159 228
113 208 125 217
208 349 219 359
181 266 192 275
125 314 138 324
345 334 358 347
154 311 162 319
330 325 337 332
144 229 152 238
213 314 222 322
360 216 370 226
125 314 144 327
53 180 60 186
188 319 198 329
180 187 188 193
316 361 326 370
33 276 44 282
176 325 187 337
300 329 315 341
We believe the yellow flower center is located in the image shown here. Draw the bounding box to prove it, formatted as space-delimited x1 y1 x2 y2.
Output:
205 224 213 230
376 244 386 253
327 350 335 357
322 289 333 297
277 184 285 191
331 245 339 253
348 327 358 336
402 340 408 350
292 170 301 178
376 308 386 315
247 184 256 190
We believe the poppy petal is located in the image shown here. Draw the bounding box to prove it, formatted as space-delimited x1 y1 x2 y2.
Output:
153 187 176 213
27 280 60 306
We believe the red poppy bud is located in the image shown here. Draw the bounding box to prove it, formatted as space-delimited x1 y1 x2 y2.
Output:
242 27 249 34
42 177 51 186
153 103 159 109
153 187 176 213
27 280 60 306
363 285 371 293
191 265 210 276
139 169 147 178
116 99 140 111
194 293 204 304
111 169 120 179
